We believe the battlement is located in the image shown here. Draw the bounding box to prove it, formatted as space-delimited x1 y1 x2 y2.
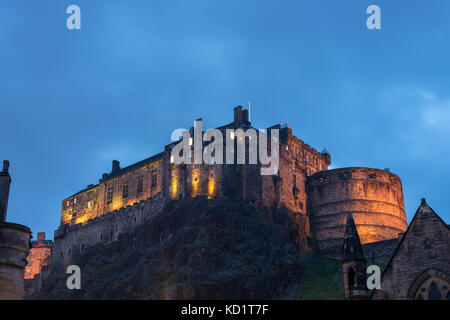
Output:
53 192 165 265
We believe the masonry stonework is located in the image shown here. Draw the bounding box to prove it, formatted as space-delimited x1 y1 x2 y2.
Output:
307 167 408 255
24 232 52 279
49 106 409 274
371 200 450 300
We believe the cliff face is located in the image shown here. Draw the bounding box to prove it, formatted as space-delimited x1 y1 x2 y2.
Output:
27 197 307 299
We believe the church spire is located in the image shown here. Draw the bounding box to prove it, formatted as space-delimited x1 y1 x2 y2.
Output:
342 213 365 263
341 213 368 300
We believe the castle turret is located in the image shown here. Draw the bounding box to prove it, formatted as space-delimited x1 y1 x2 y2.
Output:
341 213 368 300
0 160 31 299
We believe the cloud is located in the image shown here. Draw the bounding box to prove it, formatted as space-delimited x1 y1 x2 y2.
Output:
422 100 450 133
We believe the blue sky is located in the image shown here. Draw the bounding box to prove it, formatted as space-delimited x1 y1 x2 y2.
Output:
1 1 449 240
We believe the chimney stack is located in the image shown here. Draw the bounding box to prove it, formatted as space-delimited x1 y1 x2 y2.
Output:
37 232 46 244
234 105 243 125
112 160 121 175
0 160 11 223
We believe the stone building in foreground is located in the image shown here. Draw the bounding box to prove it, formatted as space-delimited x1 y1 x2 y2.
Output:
371 199 449 300
0 160 31 300
340 198 449 300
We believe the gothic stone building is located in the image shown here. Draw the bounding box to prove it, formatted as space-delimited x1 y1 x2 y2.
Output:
341 199 449 300
371 199 450 300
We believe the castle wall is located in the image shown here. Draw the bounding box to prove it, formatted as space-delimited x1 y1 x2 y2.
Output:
53 193 165 266
61 158 163 226
307 167 408 254
274 127 330 214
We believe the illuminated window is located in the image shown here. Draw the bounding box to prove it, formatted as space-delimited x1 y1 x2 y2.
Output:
189 137 193 146
87 201 91 209
122 184 129 199
74 198 77 204
107 188 113 204
230 131 235 140
137 178 143 193
170 155 174 163
151 173 157 188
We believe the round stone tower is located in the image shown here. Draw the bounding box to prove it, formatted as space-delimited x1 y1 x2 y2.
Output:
306 167 408 254
0 160 31 299
0 222 31 299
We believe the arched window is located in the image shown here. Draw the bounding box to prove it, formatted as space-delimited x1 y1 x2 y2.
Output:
348 268 356 288
429 282 442 300
412 274 450 300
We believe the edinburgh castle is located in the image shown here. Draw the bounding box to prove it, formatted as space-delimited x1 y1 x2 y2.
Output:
50 106 407 262
20 106 448 300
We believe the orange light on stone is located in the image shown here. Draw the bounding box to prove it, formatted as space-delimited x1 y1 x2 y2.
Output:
171 170 178 200
208 172 215 199
191 166 200 197
75 215 89 225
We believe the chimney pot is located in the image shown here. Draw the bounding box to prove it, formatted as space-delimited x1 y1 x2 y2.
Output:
2 160 9 173
37 232 45 243
112 160 121 174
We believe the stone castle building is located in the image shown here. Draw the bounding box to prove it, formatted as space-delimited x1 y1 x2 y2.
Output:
25 232 52 279
51 106 408 265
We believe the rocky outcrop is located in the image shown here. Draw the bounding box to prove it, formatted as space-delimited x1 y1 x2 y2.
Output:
27 197 305 299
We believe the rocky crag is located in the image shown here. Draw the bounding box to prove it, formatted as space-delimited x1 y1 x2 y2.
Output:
27 197 310 299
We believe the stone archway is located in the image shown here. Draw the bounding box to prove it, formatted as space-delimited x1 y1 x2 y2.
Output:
407 268 450 300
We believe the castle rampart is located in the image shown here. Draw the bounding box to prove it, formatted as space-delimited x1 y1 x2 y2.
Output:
53 192 165 266
307 167 408 254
